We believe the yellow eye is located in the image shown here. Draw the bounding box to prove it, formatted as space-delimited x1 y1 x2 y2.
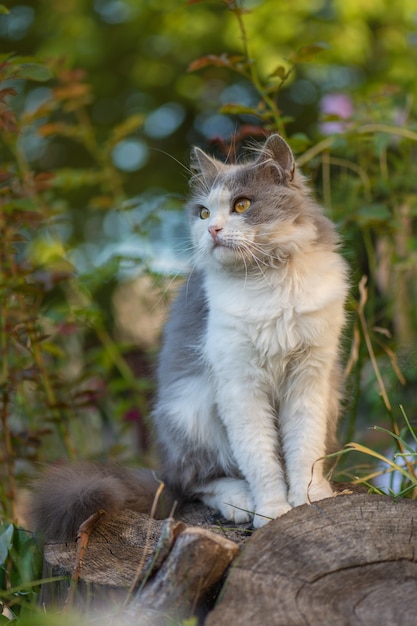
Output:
233 198 251 214
199 207 210 220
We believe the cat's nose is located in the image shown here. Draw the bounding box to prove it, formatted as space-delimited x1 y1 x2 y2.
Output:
208 225 223 240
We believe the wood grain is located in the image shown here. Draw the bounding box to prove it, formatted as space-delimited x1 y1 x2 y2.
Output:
206 493 417 626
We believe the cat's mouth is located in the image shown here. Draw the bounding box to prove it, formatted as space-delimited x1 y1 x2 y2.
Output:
211 239 236 253
210 234 237 250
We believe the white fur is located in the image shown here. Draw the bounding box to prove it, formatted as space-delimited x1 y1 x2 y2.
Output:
185 186 348 528
197 478 255 523
156 376 236 476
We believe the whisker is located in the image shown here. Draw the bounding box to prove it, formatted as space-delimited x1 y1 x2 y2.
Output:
237 246 250 286
239 237 287 269
150 271 184 313
240 245 273 286
150 147 194 178
170 241 195 255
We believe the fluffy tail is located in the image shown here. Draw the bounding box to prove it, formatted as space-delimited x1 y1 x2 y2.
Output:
28 463 175 542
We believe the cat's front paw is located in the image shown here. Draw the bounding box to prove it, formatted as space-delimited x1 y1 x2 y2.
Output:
288 478 334 508
200 478 255 524
218 485 255 524
219 499 254 524
308 478 334 502
253 500 292 529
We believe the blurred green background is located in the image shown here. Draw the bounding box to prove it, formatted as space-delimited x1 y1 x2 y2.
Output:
1 0 417 518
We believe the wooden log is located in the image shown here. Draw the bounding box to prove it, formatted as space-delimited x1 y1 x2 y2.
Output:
205 493 417 626
128 527 239 624
39 509 167 608
39 502 247 610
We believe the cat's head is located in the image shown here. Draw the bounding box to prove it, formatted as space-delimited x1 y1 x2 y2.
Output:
187 134 335 274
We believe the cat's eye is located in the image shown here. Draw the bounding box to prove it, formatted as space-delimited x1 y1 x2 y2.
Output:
199 206 210 220
233 198 251 214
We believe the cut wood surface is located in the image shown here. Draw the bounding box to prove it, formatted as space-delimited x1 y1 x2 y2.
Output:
206 493 417 626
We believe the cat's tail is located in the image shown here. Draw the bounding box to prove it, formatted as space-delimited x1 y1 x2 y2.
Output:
28 463 175 542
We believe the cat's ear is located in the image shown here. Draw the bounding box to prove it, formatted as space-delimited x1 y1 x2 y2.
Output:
191 147 223 179
256 134 295 182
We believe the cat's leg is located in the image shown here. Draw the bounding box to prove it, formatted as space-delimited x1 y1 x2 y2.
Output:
209 367 291 528
220 387 292 528
196 477 255 523
280 351 337 508
155 376 256 522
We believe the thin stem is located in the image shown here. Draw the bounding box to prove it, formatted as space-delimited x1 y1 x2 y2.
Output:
357 123 417 142
75 106 125 200
321 151 331 209
94 324 148 417
0 390 16 521
357 276 392 413
229 0 286 134
0 229 15 520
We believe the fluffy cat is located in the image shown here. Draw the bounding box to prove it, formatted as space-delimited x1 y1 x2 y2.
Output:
153 134 348 528
29 134 348 540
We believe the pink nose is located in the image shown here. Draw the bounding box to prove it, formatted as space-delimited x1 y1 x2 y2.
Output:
208 225 223 240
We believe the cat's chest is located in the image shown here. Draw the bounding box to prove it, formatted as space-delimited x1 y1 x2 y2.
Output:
205 275 305 357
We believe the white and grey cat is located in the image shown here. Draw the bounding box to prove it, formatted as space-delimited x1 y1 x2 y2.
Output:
30 134 348 539
154 133 348 528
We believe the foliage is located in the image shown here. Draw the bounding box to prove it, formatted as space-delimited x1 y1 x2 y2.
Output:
0 53 152 523
0 0 417 622
0 522 42 621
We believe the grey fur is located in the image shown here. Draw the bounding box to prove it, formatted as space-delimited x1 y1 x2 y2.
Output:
29 463 174 541
155 271 242 494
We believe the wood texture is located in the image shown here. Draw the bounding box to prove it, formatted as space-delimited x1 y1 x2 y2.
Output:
129 527 239 623
39 502 248 608
39 509 165 607
205 493 417 626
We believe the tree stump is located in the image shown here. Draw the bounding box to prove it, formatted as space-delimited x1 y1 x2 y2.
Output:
206 493 417 626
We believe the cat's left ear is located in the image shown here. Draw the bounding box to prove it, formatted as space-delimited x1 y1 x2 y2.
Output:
191 147 223 180
256 134 295 182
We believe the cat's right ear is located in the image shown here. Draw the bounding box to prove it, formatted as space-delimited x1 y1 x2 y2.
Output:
191 147 223 180
256 134 295 183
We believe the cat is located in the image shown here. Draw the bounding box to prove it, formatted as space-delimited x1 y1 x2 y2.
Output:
29 134 349 540
153 133 349 528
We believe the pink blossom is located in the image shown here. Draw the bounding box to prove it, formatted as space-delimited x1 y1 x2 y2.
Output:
319 93 353 134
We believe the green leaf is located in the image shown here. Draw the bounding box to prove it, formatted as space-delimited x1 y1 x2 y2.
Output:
188 54 246 73
11 528 43 585
50 168 103 190
0 524 14 565
41 342 65 358
108 113 144 147
1 198 40 213
269 65 287 80
0 5 10 14
288 133 311 153
356 203 391 226
220 103 259 116
18 63 52 82
290 42 329 63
